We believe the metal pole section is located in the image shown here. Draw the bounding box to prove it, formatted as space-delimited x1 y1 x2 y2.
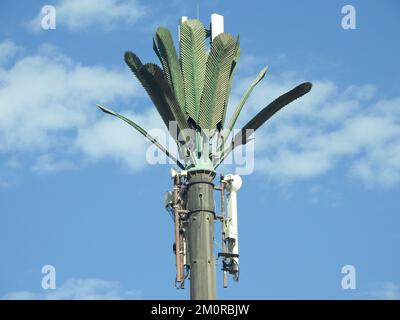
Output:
186 170 216 300
220 175 228 288
173 178 183 284
172 184 183 284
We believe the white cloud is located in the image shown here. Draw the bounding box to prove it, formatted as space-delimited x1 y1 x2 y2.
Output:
75 109 164 171
0 180 11 189
342 84 376 101
0 41 165 172
2 278 142 300
367 282 400 300
0 43 137 152
2 40 400 188
29 0 146 32
0 41 22 65
32 153 76 173
4 158 21 169
229 73 400 187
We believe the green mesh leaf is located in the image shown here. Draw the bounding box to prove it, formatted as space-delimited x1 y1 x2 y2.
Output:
154 27 186 114
124 51 176 130
179 19 207 122
225 66 269 134
198 33 236 132
142 63 188 131
124 50 143 72
97 104 185 170
214 82 313 168
221 34 240 127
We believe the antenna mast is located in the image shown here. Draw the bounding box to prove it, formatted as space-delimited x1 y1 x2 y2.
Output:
99 10 312 301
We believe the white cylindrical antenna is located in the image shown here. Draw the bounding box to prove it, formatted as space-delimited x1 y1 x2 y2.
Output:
224 174 242 278
178 16 188 41
211 13 224 41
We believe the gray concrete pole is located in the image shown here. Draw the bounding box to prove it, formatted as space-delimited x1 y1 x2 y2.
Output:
186 170 216 300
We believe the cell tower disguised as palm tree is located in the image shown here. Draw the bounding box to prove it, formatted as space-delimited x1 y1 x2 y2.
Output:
98 14 312 300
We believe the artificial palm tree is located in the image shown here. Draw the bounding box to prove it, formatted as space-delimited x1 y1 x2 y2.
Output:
98 19 312 300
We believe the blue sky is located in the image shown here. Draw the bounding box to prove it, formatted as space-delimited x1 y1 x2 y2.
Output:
0 0 399 299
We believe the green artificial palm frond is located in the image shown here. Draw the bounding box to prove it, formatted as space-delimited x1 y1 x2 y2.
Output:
124 51 176 130
198 33 236 132
179 19 207 122
125 50 143 71
221 34 240 127
97 104 185 170
225 66 269 134
214 82 313 168
153 27 186 113
153 38 163 69
239 82 312 135
142 63 188 131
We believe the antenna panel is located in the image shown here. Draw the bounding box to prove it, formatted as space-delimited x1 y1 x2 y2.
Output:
211 13 224 41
